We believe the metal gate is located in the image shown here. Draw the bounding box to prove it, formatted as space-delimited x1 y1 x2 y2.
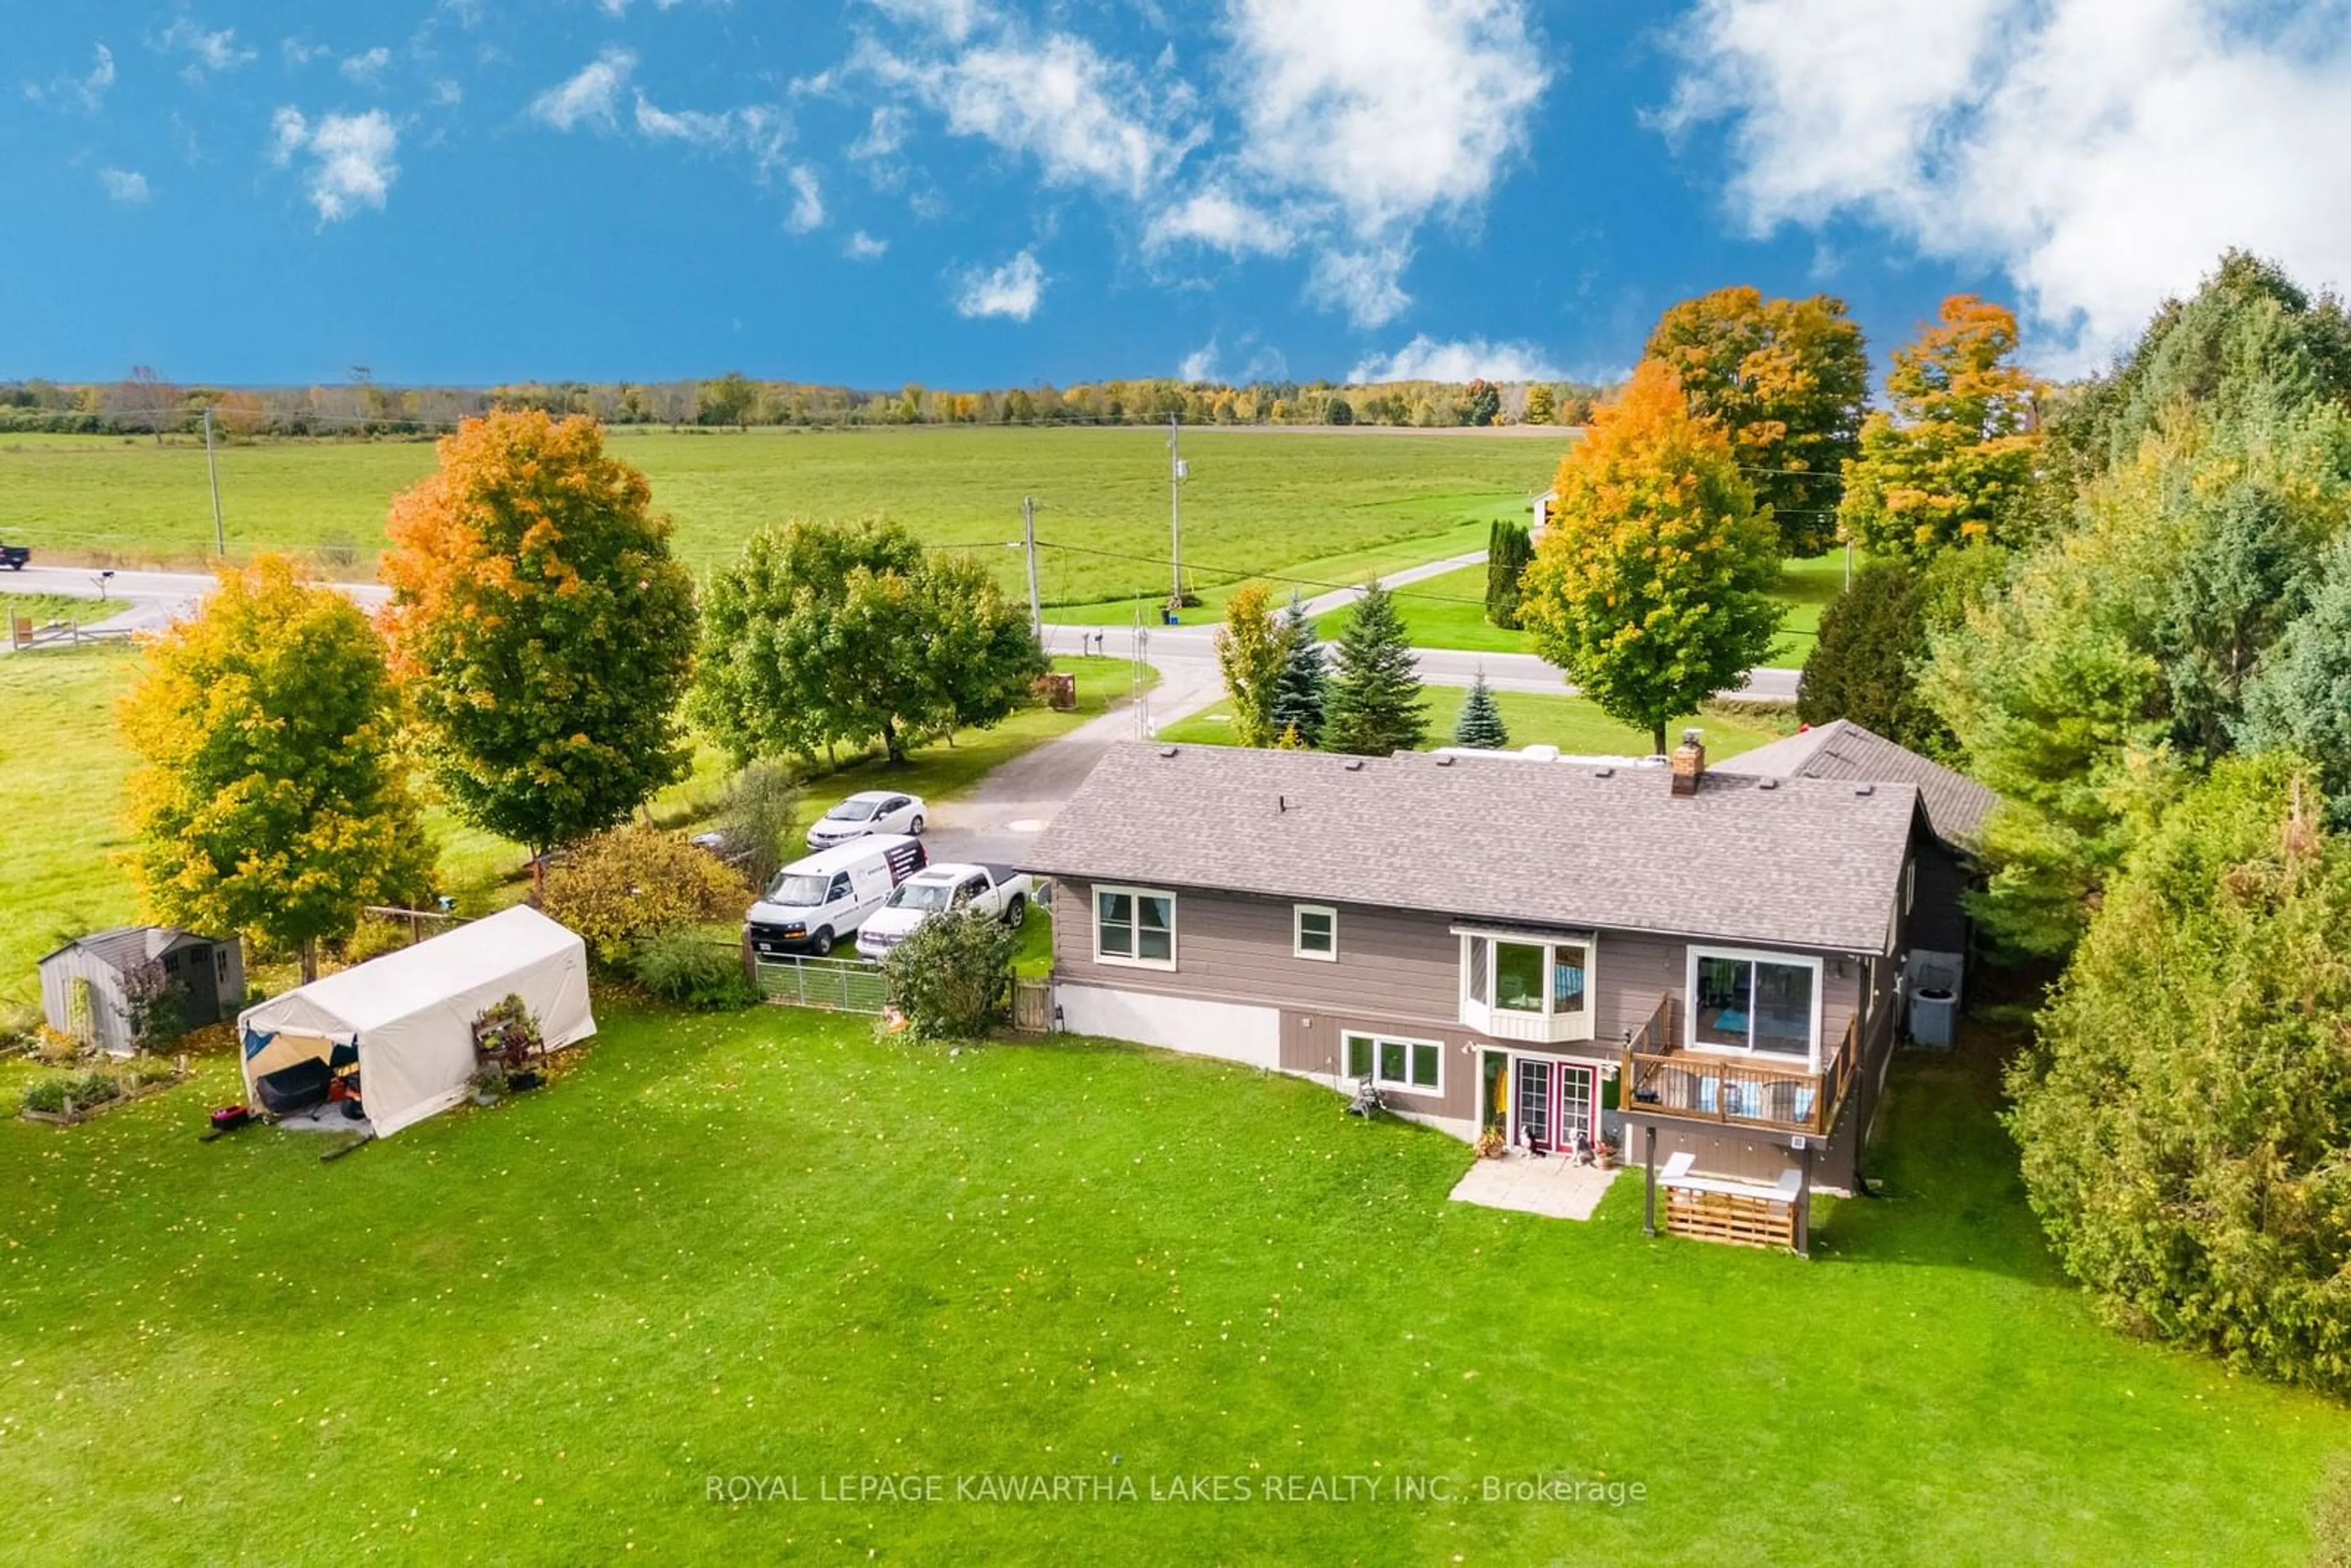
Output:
754 955 889 1013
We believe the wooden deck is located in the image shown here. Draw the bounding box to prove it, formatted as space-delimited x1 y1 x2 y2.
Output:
1619 997 1856 1139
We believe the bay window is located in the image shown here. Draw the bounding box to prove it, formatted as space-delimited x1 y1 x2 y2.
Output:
1457 929 1593 1043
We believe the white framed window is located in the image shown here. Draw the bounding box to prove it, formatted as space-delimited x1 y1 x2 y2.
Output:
1685 946 1824 1066
1293 904 1337 961
1344 1030 1442 1096
1093 885 1176 969
1455 931 1591 1018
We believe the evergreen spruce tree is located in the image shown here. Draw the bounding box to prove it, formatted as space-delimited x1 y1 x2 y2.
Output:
1322 579 1428 755
1453 670 1510 749
1268 594 1327 748
1485 520 1533 629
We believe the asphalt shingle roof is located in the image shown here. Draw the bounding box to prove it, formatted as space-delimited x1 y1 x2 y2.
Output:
1027 743 1919 955
1712 720 1998 851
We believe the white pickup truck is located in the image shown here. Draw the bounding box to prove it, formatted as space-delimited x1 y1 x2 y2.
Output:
855 863 1034 961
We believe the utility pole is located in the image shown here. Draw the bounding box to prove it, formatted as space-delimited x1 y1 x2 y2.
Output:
1021 495 1042 644
1166 414 1186 613
203 405 226 557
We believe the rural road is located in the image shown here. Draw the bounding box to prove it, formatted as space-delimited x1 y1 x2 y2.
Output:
0 561 1801 862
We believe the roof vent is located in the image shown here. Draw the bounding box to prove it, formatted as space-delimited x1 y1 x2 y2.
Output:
1854 782 1875 797
1159 746 1179 759
1343 759 1364 771
1757 777 1778 791
1594 766 1614 779
1433 754 1455 766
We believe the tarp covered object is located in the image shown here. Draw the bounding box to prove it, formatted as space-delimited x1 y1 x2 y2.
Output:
236 906 595 1138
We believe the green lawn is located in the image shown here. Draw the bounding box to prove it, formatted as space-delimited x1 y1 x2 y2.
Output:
0 650 1150 1002
0 590 124 628
1159 686 1795 759
1314 550 1861 667
0 1004 2339 1562
0 645 142 1008
0 428 1559 607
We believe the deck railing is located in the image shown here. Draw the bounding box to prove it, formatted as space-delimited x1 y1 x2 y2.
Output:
1620 1003 1855 1139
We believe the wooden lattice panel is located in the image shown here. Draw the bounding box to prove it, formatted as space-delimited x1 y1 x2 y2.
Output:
1664 1187 1797 1251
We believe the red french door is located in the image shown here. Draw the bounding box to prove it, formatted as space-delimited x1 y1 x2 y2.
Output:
1513 1059 1599 1152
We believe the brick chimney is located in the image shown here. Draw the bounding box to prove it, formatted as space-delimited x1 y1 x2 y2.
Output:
1670 728 1706 797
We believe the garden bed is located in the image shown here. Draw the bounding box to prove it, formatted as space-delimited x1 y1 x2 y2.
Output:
18 1059 193 1126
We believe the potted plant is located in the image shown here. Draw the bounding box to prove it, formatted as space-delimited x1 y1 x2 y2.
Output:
1595 1136 1619 1171
1474 1126 1508 1160
470 1061 509 1106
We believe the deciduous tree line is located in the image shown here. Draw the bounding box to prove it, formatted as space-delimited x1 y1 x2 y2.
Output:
119 410 1046 975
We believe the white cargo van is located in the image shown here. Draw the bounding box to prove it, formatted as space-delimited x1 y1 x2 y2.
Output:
744 835 926 958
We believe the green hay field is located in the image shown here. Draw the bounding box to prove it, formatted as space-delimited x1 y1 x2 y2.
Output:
0 427 1562 607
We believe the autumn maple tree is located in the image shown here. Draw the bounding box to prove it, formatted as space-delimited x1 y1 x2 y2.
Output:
1518 361 1783 754
380 410 699 858
1644 286 1869 556
1215 582 1291 748
119 553 435 978
1839 295 2044 558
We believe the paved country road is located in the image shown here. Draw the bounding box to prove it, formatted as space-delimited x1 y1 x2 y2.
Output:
0 563 1801 858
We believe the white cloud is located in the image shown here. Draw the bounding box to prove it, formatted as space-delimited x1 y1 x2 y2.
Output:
634 92 735 143
869 32 1192 201
431 79 464 107
1193 0 1550 325
339 47 392 83
1144 184 1294 258
530 47 637 131
268 107 399 222
954 249 1045 320
31 43 116 113
1178 337 1220 381
1348 334 1563 383
845 229 890 259
850 104 910 161
784 167 826 231
1308 245 1414 329
1668 0 2351 370
156 17 257 80
867 0 994 45
281 38 331 68
97 167 149 205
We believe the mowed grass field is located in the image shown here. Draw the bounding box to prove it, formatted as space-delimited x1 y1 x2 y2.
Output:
1315 550 1854 667
0 647 1149 1008
1159 688 1794 757
0 1005 2341 1563
0 427 1562 608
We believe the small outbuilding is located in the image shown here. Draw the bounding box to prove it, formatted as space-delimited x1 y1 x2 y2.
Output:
38 926 245 1055
236 906 595 1138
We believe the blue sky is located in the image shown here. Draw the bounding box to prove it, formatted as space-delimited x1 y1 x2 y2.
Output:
4 1 2347 389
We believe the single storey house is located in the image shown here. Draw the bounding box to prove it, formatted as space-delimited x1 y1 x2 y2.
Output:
38 926 244 1055
1026 733 1941 1249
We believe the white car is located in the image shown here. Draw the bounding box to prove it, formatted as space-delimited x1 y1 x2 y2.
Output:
855 864 1034 962
807 789 926 849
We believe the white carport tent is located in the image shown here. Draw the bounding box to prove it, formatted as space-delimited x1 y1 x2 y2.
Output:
237 906 595 1138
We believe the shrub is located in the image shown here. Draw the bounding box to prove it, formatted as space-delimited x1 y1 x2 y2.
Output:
631 928 758 1011
711 760 802 895
2008 757 2351 1395
1485 520 1532 630
880 907 1018 1041
23 1068 126 1117
339 915 414 966
543 825 749 965
116 958 188 1052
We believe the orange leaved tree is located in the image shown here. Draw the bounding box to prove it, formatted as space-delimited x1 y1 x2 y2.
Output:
1519 362 1783 755
1838 295 2044 558
380 410 699 861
